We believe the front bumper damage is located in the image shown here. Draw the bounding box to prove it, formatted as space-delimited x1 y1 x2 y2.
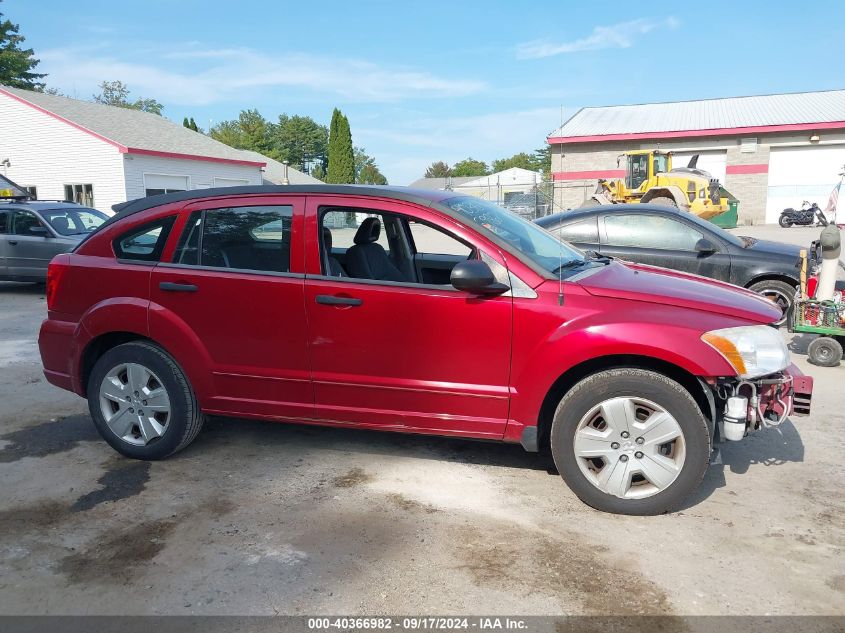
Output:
711 363 813 442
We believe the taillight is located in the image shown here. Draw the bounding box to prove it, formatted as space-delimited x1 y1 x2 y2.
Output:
45 258 66 311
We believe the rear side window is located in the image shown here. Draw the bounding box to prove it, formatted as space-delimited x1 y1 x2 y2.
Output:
113 216 175 262
557 218 599 243
172 205 293 273
0 212 7 234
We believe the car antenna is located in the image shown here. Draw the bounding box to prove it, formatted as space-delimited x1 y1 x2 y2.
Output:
558 218 564 306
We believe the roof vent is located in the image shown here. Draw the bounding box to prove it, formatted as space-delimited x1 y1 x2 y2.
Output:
740 138 757 153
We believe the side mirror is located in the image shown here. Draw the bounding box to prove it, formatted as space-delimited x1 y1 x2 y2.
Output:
28 225 50 237
450 260 509 296
695 238 716 254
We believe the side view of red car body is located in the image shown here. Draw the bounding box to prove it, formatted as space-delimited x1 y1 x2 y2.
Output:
38 185 813 514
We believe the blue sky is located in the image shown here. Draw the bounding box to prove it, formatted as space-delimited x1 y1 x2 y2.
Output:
8 0 845 184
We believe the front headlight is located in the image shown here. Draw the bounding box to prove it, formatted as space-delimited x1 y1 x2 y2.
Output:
702 325 789 379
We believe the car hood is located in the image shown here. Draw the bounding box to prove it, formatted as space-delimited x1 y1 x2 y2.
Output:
740 237 802 260
577 261 782 324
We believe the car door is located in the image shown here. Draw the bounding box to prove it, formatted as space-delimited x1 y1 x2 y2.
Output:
303 195 513 439
149 195 314 421
600 212 731 279
6 209 64 279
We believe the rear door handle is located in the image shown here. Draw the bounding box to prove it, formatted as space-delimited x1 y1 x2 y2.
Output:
159 281 198 292
315 294 362 306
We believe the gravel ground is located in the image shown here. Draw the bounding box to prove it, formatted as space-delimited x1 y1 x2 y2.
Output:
0 225 843 616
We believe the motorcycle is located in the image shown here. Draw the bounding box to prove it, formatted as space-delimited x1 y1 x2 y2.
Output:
779 201 829 228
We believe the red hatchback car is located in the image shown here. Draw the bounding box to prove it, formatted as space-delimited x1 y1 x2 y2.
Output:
39 186 813 515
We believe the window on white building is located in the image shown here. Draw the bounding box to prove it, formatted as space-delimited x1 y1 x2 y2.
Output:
64 184 94 207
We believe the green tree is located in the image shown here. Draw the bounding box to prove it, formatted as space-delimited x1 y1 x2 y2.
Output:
491 152 537 173
533 145 552 179
358 163 387 185
0 1 45 90
354 147 388 184
326 108 354 184
424 161 451 178
311 163 326 182
451 157 489 177
209 109 274 156
93 80 163 115
183 116 200 132
273 114 328 172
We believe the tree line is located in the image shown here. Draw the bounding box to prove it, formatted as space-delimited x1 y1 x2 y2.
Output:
424 147 551 180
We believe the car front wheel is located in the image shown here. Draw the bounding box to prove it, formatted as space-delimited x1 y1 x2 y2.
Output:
87 341 205 460
550 368 711 515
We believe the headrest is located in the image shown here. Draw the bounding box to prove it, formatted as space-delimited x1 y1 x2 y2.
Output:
353 217 381 245
322 226 333 251
52 216 69 232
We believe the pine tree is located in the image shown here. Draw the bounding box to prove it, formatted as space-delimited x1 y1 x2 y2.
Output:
183 116 190 128
326 108 354 185
189 117 199 132
0 1 46 90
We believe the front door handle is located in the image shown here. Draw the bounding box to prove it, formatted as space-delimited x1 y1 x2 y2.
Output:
159 281 198 292
8 241 17 246
315 294 362 306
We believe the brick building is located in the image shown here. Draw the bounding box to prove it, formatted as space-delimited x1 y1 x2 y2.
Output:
547 90 845 224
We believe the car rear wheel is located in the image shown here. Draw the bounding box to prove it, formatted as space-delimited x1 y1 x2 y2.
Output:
550 368 710 515
87 341 205 460
748 279 795 327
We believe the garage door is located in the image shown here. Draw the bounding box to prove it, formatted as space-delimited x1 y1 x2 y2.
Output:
144 174 188 196
213 177 250 188
670 150 727 182
766 145 845 223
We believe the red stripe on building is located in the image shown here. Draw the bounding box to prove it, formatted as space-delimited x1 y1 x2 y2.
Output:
552 169 626 180
547 120 845 145
726 164 769 175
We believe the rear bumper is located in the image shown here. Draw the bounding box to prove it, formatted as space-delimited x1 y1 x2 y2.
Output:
38 317 82 395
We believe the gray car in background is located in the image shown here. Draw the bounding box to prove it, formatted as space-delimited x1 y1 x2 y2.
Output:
0 201 108 282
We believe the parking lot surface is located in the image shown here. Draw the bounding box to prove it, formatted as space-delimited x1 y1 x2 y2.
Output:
0 224 843 616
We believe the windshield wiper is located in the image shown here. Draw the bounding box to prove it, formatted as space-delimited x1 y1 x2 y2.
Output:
551 259 589 276
585 250 613 263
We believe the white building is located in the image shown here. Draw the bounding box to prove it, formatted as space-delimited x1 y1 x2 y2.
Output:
0 85 318 214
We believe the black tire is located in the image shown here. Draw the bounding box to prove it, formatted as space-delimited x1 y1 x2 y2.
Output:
550 368 710 516
779 214 793 228
807 337 843 367
748 279 796 327
87 341 205 460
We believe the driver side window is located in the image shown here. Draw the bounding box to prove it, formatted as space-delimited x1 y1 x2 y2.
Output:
11 210 45 236
319 207 474 286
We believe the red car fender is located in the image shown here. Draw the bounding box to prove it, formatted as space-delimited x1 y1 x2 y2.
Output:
146 301 216 405
505 290 738 443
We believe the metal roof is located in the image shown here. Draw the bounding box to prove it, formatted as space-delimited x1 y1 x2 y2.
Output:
407 176 478 190
0 85 264 165
548 89 845 142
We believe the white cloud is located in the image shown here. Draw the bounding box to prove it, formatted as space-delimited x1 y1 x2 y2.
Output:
516 17 679 59
38 46 486 105
358 107 565 185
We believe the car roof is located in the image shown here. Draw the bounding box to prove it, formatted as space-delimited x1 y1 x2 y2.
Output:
111 184 459 217
97 184 556 281
536 204 688 226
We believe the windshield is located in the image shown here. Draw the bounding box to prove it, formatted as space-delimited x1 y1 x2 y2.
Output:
41 207 108 236
441 196 585 276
